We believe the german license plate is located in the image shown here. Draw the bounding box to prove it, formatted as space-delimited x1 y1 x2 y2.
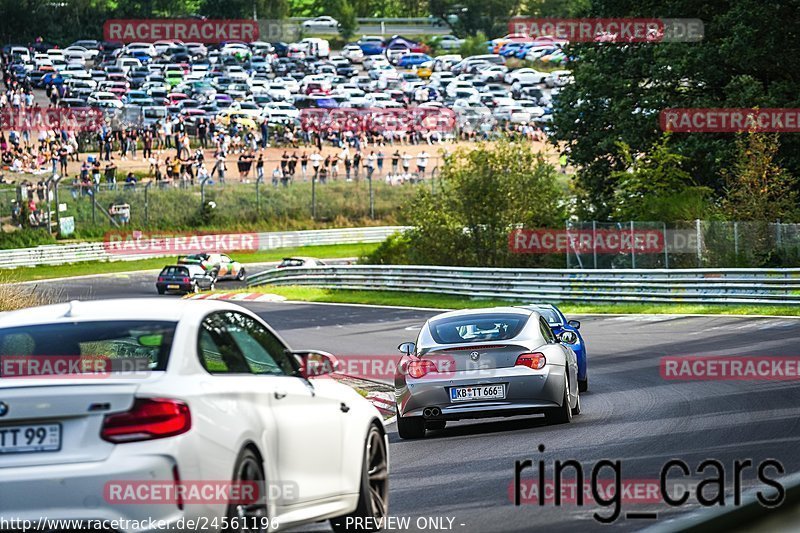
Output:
0 423 61 454
450 384 506 402
167 284 179 289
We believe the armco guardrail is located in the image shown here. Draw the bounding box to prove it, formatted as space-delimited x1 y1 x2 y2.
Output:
0 227 408 269
247 265 800 305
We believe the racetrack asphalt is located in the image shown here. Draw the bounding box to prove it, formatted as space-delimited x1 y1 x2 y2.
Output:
16 273 800 532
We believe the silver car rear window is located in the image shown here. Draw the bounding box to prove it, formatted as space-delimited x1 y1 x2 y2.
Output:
429 313 529 344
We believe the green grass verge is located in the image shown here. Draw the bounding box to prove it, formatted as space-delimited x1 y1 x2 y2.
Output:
1 243 379 283
238 286 800 316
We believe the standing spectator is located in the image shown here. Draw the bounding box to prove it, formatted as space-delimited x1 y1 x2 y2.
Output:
260 119 269 148
104 161 117 190
289 153 298 179
323 154 331 178
331 153 339 180
391 150 400 175
366 151 376 181
417 150 429 177
377 150 384 176
300 151 308 180
237 153 247 179
103 135 113 162
211 152 226 183
198 118 208 149
58 145 68 176
142 130 153 160
91 159 101 189
256 154 264 182
79 160 89 186
344 154 352 181
353 151 362 181
310 150 322 180
402 151 412 174
280 151 289 175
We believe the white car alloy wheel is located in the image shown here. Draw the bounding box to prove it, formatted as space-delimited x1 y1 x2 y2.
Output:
226 448 268 532
330 424 389 532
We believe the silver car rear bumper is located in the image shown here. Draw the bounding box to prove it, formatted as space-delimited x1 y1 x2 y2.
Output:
397 365 567 420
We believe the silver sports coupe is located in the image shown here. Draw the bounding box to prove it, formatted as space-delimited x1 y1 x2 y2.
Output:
394 307 581 439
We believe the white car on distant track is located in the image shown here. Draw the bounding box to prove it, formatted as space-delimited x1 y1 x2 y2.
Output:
302 16 340 30
0 299 389 532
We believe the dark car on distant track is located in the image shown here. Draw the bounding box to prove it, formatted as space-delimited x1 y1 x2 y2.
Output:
156 264 216 295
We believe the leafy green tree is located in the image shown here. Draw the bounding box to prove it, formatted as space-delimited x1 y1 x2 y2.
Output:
201 0 252 18
526 0 589 16
317 0 357 39
551 0 800 219
458 31 488 56
430 0 521 36
366 141 567 267
722 132 798 222
611 135 713 222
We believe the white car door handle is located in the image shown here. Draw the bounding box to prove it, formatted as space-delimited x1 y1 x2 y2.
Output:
274 390 287 400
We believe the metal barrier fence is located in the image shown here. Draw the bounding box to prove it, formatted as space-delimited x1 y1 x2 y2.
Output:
0 226 407 269
566 220 800 269
247 264 800 305
8 178 430 233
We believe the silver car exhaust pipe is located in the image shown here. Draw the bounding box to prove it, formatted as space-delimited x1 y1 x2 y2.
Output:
423 407 441 418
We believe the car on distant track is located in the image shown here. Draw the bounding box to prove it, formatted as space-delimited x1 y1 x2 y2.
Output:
178 253 247 281
302 16 340 30
156 264 216 294
520 304 588 391
394 307 581 438
0 298 389 532
276 257 328 269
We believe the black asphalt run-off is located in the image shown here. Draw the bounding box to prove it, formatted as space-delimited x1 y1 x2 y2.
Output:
22 273 800 532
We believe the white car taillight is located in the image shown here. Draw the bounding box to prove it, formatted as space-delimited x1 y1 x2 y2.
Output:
101 398 191 443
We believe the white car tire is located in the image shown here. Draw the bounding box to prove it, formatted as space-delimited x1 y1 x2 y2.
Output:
330 425 389 532
224 447 268 532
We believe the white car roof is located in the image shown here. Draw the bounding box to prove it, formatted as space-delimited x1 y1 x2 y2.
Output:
0 298 243 328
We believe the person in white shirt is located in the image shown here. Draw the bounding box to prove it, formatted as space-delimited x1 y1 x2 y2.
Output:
366 151 376 181
310 151 322 180
416 151 429 177
402 152 412 173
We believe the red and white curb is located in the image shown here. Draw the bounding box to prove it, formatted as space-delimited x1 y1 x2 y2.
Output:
366 391 397 417
184 292 287 302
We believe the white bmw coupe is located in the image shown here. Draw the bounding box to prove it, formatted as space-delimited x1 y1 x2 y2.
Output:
0 299 388 532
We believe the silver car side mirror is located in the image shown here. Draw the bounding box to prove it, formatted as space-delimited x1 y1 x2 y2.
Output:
398 342 416 355
558 331 578 344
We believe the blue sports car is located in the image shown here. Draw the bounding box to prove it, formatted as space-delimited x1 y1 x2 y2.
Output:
521 304 588 391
